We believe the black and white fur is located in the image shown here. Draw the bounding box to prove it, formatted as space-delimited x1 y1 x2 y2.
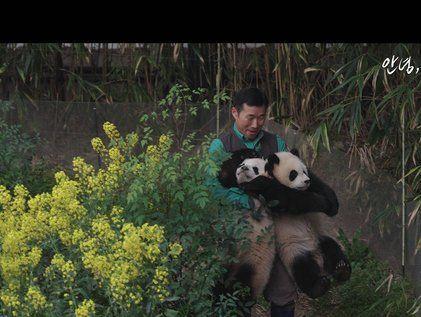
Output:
217 149 351 300
238 151 351 298
217 149 276 299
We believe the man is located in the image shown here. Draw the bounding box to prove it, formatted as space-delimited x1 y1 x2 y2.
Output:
208 87 297 317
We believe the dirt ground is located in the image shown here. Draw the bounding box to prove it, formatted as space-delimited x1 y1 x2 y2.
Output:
251 293 317 317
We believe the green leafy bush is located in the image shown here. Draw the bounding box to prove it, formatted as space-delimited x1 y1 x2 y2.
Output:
123 131 252 316
0 100 55 194
314 229 420 317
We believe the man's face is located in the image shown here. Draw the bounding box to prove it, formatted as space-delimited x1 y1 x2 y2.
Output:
232 103 267 140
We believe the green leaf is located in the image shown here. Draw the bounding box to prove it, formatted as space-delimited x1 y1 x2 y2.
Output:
134 55 144 76
321 122 331 152
174 191 184 202
17 66 25 81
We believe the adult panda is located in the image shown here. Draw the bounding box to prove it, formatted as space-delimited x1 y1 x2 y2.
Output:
237 150 351 299
217 149 348 299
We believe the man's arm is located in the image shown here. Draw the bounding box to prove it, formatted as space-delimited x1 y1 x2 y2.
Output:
207 139 251 209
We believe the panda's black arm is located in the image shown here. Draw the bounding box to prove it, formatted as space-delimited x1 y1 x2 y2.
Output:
307 171 339 217
238 175 275 194
264 184 331 215
240 177 331 216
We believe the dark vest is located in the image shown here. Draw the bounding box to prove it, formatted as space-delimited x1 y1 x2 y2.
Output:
219 128 278 158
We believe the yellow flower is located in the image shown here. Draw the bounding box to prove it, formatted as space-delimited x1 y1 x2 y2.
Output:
169 242 183 258
109 262 139 301
158 134 172 151
54 171 69 184
146 145 158 156
10 184 29 215
0 185 12 206
27 247 42 267
150 266 170 302
73 157 95 182
0 231 41 281
91 137 107 156
109 148 124 163
0 288 21 312
111 206 123 217
92 216 115 242
103 122 120 141
51 254 76 284
25 286 47 311
72 228 86 245
75 299 95 317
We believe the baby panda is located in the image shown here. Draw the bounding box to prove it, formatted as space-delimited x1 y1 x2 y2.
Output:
238 150 351 298
217 148 277 299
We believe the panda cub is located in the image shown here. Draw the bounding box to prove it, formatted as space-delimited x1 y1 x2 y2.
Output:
217 149 348 299
237 151 351 298
217 149 277 299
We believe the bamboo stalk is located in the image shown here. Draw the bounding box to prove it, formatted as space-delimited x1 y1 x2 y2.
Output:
216 43 221 136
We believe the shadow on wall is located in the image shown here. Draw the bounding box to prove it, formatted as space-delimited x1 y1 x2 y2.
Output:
264 120 420 298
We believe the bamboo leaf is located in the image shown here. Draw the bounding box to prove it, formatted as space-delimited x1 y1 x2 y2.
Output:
328 74 360 96
375 273 394 292
304 67 324 73
134 56 144 76
24 54 32 73
317 103 347 117
173 43 181 62
372 66 380 95
328 57 358 85
408 201 420 226
191 45 205 64
321 122 331 152
17 66 25 82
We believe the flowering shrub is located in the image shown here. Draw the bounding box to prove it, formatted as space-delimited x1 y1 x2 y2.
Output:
0 122 183 316
0 118 249 316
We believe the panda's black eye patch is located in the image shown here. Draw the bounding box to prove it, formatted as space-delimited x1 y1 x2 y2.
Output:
289 170 298 181
253 167 259 175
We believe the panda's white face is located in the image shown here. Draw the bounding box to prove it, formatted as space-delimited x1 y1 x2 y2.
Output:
270 152 310 191
236 158 267 184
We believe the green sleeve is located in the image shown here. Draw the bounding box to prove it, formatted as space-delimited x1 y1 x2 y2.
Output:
207 139 251 209
276 135 288 152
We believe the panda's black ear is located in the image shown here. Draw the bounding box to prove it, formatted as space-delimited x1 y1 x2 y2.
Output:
265 153 280 177
290 148 300 157
218 169 236 188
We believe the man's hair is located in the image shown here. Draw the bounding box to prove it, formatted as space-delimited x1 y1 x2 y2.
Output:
233 87 269 112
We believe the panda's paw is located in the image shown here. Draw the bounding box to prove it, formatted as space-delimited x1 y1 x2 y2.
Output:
325 209 338 217
324 200 339 217
332 259 351 282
